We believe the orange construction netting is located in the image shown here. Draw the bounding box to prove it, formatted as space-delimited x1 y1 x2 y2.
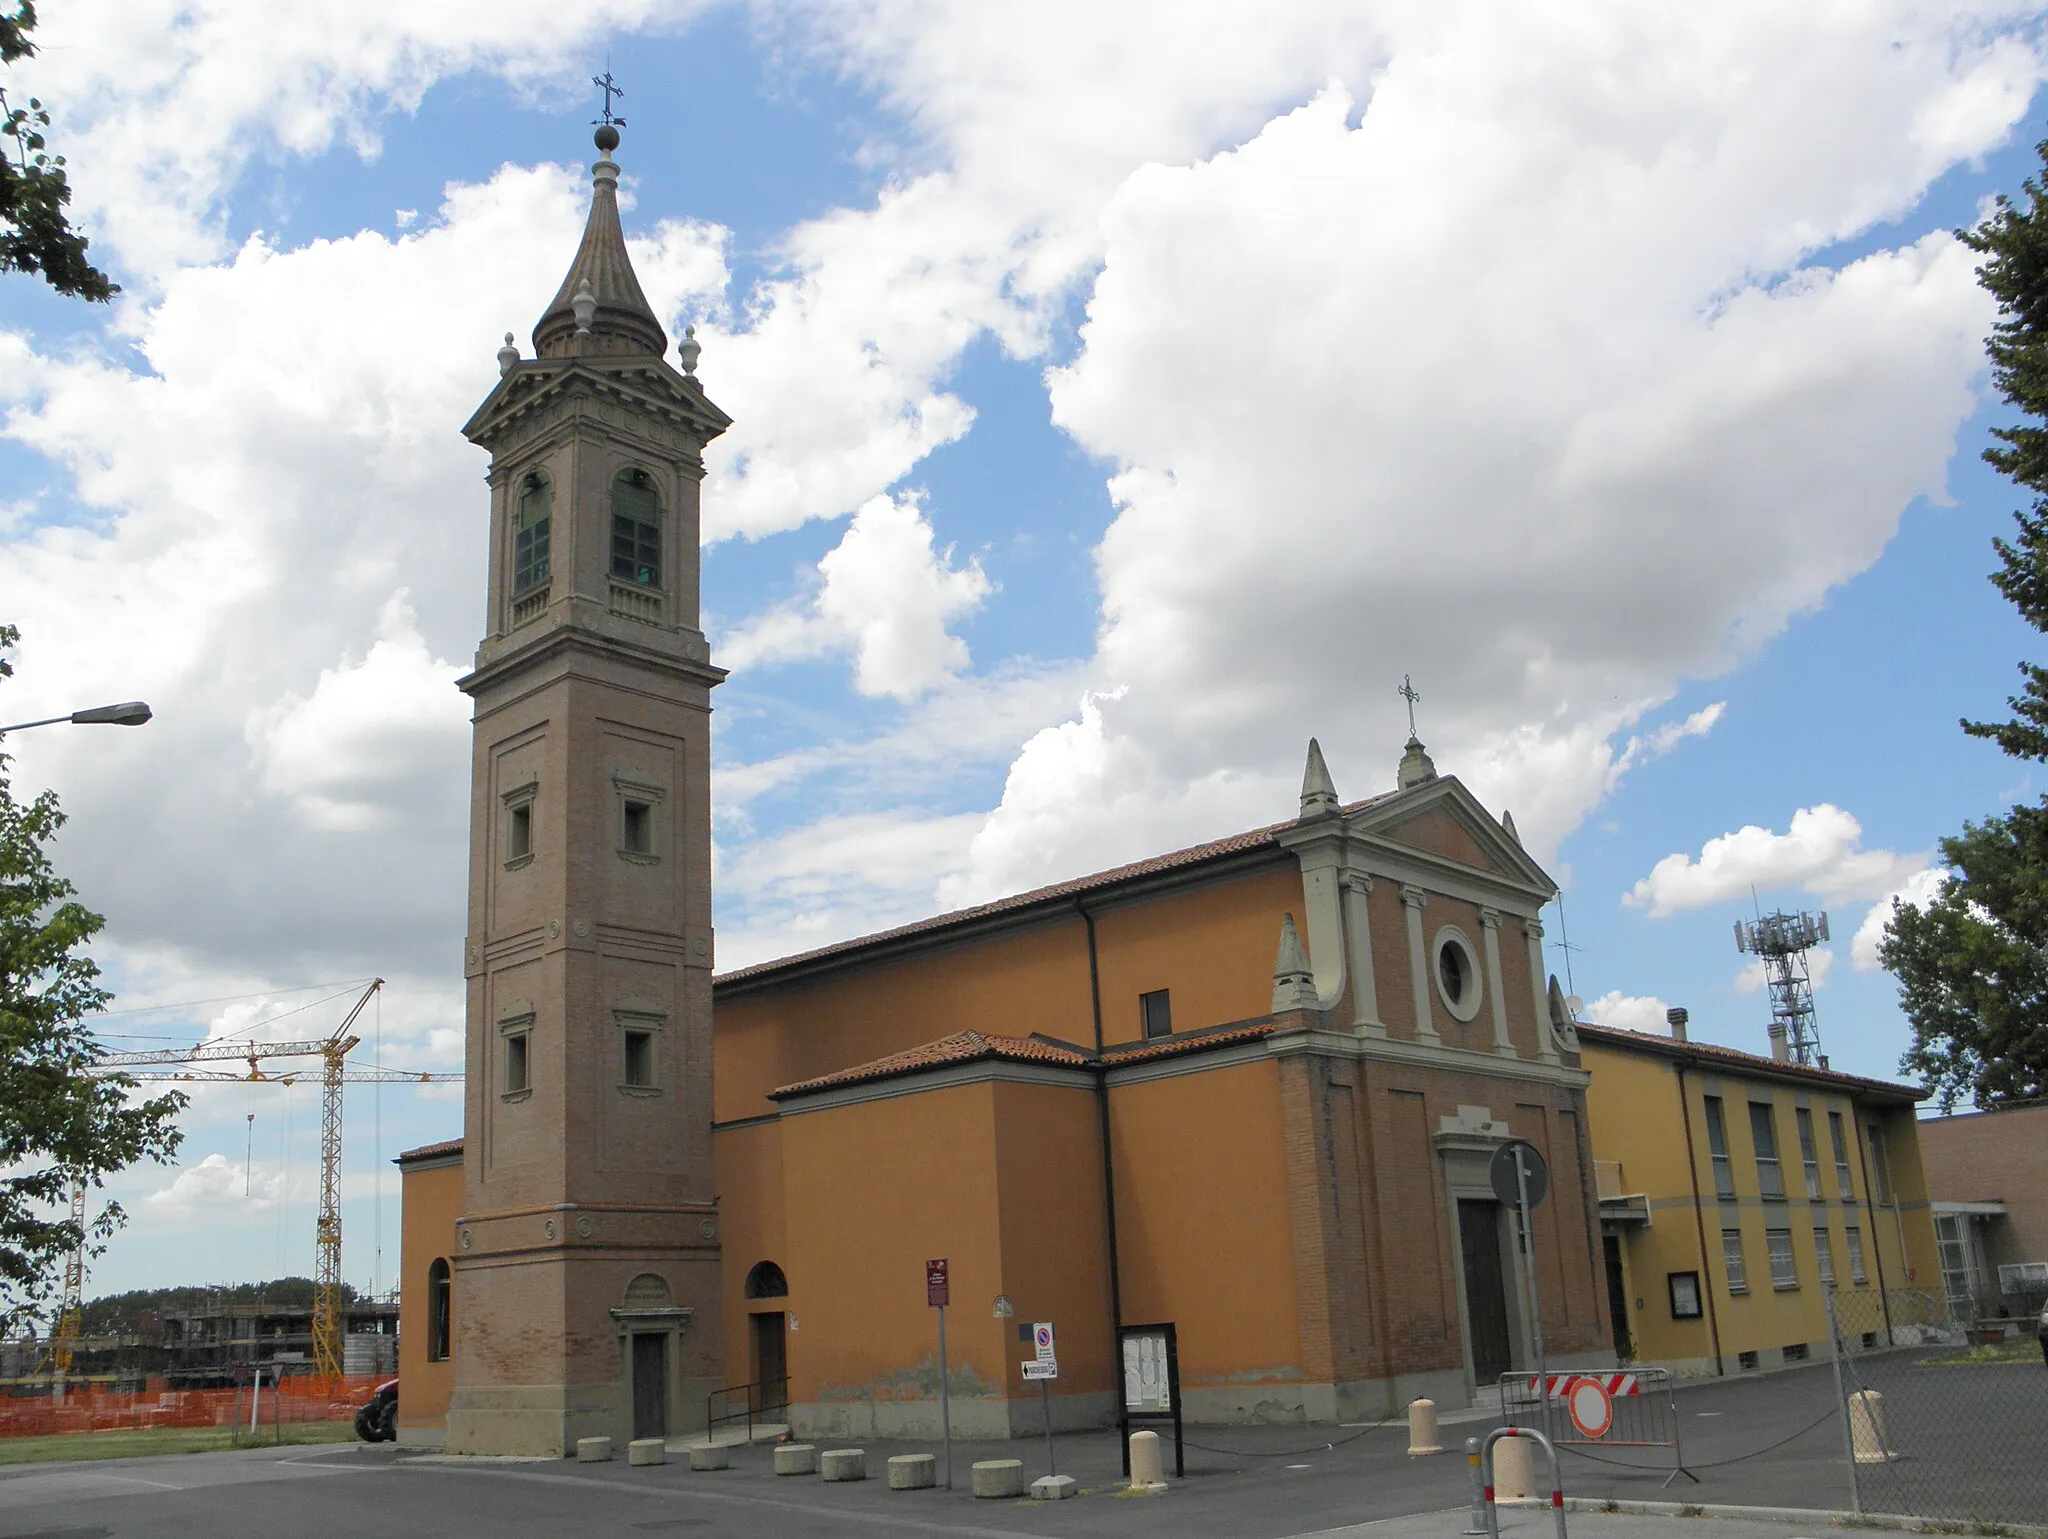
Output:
0 1374 390 1438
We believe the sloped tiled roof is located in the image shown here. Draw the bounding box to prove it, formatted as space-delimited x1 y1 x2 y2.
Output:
394 1137 465 1164
1575 1021 1924 1103
718 793 1396 992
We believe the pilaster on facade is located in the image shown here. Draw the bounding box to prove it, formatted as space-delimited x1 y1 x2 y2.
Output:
1478 908 1516 1059
1401 885 1439 1044
1342 872 1385 1037
1522 917 1560 1065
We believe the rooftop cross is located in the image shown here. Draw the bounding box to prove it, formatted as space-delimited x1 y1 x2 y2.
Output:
592 68 626 128
1398 674 1421 738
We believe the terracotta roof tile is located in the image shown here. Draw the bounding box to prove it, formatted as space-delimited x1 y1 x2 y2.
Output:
395 1136 464 1163
1102 1020 1280 1065
718 793 1396 991
771 1031 1092 1099
1575 1021 1924 1102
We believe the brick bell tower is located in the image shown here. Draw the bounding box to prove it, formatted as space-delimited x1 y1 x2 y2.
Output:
445 121 728 1457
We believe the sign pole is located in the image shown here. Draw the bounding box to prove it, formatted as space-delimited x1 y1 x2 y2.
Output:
1514 1145 1549 1445
1041 1377 1055 1477
938 1302 952 1490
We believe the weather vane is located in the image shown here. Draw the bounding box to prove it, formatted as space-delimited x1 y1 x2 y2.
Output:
1398 674 1421 737
593 68 627 128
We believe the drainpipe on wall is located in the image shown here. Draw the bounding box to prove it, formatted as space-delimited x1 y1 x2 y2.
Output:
1674 1060 1725 1377
1852 1104 1896 1341
1080 904 1126 1412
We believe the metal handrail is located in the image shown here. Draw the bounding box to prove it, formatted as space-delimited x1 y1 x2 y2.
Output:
704 1379 791 1442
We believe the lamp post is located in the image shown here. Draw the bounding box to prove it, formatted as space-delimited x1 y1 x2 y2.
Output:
0 702 152 733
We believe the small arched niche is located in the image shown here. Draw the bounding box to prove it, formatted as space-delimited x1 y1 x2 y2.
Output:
743 1261 788 1300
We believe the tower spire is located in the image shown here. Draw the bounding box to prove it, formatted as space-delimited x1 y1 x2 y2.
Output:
532 121 667 361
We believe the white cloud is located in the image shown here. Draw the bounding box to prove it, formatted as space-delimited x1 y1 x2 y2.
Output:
1625 806 1931 919
1610 704 1727 786
1850 866 1950 971
718 492 991 700
1581 991 1674 1033
143 1153 281 1219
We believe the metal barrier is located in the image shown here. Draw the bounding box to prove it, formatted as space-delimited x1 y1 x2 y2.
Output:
704 1378 788 1443
1479 1425 1566 1539
1498 1369 1697 1487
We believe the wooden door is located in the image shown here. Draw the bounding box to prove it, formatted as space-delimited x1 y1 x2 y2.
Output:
631 1332 668 1442
1459 1199 1514 1384
752 1312 788 1416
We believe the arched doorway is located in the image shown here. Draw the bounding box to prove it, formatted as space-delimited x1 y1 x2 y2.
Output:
743 1262 789 1418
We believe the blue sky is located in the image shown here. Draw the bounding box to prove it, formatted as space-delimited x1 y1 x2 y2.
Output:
1 1 2044 1298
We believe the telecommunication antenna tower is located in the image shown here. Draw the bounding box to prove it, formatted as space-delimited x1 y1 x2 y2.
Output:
1734 910 1830 1068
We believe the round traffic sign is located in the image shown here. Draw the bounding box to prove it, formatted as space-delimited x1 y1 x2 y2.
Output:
1035 1325 1053 1351
1566 1377 1613 1439
1488 1139 1549 1209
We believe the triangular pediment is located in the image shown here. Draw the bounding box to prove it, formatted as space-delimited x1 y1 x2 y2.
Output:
463 355 731 454
1347 776 1556 895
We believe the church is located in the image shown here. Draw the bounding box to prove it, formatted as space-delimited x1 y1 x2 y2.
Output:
396 125 1615 1456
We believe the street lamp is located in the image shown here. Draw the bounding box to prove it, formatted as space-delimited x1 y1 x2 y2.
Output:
0 701 153 733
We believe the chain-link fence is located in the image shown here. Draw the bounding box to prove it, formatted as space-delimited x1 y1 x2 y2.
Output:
1826 1283 2048 1527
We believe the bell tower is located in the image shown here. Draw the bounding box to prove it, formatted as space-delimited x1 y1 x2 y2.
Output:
445 122 728 1457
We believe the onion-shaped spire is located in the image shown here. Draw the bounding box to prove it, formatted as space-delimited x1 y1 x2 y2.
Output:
532 124 668 360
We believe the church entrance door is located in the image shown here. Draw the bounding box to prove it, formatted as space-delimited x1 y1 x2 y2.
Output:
1458 1199 1513 1384
1603 1235 1634 1361
631 1332 669 1442
752 1312 788 1417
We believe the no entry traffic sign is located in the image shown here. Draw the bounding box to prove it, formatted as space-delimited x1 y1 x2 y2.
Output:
1565 1376 1614 1439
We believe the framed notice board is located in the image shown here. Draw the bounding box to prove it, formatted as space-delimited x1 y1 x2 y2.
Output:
1118 1321 1183 1477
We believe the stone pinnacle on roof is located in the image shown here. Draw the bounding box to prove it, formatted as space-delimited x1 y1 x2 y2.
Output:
1272 913 1319 1012
1299 737 1340 819
1501 808 1521 845
1397 734 1438 790
531 123 668 361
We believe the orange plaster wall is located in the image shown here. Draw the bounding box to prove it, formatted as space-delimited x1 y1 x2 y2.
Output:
713 1118 788 1380
1091 863 1303 1047
1109 1059 1302 1388
397 1158 461 1434
992 1081 1113 1400
778 1083 1009 1408
714 917 1096 1121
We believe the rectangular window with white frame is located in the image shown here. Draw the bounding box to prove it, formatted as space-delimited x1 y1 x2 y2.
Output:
1796 1107 1822 1199
1766 1227 1797 1289
1722 1226 1748 1294
1750 1100 1784 1199
1704 1095 1735 1199
1829 1109 1854 1200
1814 1224 1834 1286
1845 1224 1868 1284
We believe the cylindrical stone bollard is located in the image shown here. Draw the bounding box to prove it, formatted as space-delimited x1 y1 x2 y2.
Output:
627 1437 666 1466
1493 1430 1541 1505
887 1452 937 1490
689 1443 732 1471
1129 1428 1165 1489
970 1458 1026 1498
1407 1397 1444 1455
1849 1389 1894 1463
773 1442 818 1476
575 1436 613 1463
1463 1436 1488 1535
821 1448 866 1482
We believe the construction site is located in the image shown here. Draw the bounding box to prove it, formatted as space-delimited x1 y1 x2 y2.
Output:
0 979 457 1437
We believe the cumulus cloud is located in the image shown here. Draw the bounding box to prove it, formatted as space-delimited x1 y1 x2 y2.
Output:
1581 991 1675 1033
1850 866 1951 971
142 1153 281 1219
1625 805 1930 918
719 493 991 700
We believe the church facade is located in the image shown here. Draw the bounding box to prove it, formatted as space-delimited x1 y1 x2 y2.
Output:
399 129 1613 1454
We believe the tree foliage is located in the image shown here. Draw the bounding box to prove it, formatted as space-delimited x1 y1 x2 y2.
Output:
0 624 183 1330
0 3 115 302
1880 135 2048 1109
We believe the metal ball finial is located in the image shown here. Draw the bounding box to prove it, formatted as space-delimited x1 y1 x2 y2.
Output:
594 123 620 154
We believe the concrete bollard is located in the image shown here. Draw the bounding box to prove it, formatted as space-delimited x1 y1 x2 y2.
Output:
1849 1389 1896 1463
688 1443 732 1471
1032 1474 1078 1500
627 1438 666 1467
970 1459 1026 1498
1407 1397 1444 1455
773 1442 818 1476
1129 1428 1166 1490
887 1453 937 1490
821 1448 866 1482
1492 1430 1540 1505
575 1436 613 1463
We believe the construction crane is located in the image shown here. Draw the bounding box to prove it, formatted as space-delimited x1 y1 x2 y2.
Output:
75 979 460 1380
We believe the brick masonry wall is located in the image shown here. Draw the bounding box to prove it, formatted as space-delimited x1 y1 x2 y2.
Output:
1920 1103 2048 1266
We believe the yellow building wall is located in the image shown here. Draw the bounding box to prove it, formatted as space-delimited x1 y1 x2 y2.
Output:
1584 1037 1939 1376
396 1159 461 1439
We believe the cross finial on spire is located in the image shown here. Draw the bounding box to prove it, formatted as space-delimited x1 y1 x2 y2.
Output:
1398 674 1421 738
592 68 627 128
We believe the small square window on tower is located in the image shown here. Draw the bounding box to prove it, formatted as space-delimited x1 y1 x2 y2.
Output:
613 773 665 864
501 779 537 869
498 1013 534 1099
616 1010 664 1094
1140 989 1172 1039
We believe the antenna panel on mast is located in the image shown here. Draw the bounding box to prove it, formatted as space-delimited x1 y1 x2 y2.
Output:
1732 908 1831 1067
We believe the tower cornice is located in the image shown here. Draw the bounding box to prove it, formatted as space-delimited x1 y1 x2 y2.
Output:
465 355 731 457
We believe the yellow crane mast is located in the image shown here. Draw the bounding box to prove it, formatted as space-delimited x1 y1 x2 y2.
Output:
83 980 460 1381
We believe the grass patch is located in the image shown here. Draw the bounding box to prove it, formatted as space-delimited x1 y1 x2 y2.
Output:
0 1422 357 1465
1919 1337 2042 1368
